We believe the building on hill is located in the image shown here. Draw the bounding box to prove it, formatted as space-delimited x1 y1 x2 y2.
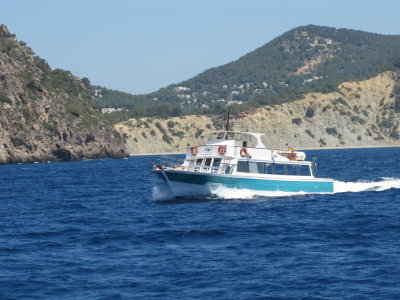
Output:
173 86 190 92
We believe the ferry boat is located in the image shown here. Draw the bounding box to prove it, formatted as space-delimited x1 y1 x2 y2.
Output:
153 130 334 198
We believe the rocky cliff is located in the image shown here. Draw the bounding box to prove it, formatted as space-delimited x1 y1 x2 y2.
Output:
0 25 127 163
116 72 400 154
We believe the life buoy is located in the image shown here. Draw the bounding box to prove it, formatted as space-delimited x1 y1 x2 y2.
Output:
240 147 248 157
191 146 198 156
218 145 227 155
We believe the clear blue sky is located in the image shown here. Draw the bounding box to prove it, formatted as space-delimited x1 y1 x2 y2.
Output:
1 0 400 94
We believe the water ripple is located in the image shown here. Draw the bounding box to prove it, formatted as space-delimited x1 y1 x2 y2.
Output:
0 148 399 299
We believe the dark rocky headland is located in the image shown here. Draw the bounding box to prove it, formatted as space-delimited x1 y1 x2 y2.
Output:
0 25 127 164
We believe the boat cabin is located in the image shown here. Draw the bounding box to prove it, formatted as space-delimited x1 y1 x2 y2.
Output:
178 131 314 177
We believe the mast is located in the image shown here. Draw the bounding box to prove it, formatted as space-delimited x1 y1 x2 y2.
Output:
224 92 233 131
225 105 231 131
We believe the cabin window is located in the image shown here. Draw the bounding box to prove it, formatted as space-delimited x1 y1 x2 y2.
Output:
208 132 217 141
237 161 311 176
226 132 235 140
237 161 250 173
194 159 203 171
235 133 243 145
234 133 258 148
286 164 298 176
257 162 272 174
213 158 221 168
217 132 225 139
237 161 260 173
260 135 268 148
242 133 258 148
205 158 212 166
249 162 259 173
273 163 286 175
298 165 311 176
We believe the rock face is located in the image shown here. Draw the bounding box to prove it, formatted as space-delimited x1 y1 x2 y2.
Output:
0 25 127 164
116 72 400 154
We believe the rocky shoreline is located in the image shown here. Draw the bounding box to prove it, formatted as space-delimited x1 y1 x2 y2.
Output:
116 72 400 155
0 25 127 164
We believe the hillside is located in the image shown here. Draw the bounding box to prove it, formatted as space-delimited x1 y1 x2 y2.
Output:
0 25 127 164
115 71 400 154
180 25 400 97
99 25 400 120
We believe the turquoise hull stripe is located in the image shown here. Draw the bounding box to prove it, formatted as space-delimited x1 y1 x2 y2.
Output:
161 171 334 193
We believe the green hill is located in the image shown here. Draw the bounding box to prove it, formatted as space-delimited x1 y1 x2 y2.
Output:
182 25 400 92
99 25 400 120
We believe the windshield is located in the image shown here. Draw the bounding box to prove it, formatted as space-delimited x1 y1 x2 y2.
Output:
208 132 217 141
260 135 268 148
235 133 258 148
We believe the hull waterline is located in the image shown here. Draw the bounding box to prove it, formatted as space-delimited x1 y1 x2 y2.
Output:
154 169 334 197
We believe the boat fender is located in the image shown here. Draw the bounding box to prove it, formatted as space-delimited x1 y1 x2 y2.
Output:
218 145 227 155
240 147 248 158
225 165 231 174
191 146 199 156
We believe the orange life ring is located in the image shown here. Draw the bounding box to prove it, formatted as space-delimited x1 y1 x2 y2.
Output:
218 145 227 155
191 146 198 156
240 147 248 157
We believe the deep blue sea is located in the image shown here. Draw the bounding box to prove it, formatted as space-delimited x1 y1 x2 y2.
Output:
1 147 399 299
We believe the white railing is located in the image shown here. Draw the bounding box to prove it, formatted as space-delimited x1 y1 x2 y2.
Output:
153 156 185 170
311 157 318 176
193 163 236 174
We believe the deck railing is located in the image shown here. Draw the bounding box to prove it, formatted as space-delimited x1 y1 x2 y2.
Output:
193 163 235 174
311 157 318 176
154 155 236 174
153 156 185 170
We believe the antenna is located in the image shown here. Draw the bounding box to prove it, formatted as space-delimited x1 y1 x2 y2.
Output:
225 105 231 131
224 92 233 131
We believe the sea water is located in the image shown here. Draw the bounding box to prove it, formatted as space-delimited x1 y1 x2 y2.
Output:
0 147 399 299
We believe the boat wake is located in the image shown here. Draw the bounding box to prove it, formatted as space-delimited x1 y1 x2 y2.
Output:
152 175 175 201
152 181 177 201
333 177 400 193
211 187 306 199
211 177 400 199
153 177 400 201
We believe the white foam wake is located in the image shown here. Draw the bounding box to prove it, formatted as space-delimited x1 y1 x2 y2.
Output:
152 184 174 201
333 177 400 193
211 177 400 199
211 186 307 199
152 176 175 201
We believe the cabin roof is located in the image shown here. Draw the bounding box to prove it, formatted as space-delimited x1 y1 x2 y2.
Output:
208 131 266 148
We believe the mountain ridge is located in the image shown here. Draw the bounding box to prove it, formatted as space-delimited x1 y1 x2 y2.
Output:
1 23 399 162
98 24 400 121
